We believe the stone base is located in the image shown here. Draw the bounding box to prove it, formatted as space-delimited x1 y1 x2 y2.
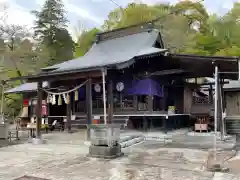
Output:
32 138 47 145
88 144 123 159
207 163 229 172
0 139 8 146
0 124 8 139
84 141 92 146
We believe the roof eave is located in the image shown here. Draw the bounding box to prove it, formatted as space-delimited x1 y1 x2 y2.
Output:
5 90 37 94
170 53 239 62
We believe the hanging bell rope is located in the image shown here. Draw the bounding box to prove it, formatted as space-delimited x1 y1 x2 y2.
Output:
41 80 88 95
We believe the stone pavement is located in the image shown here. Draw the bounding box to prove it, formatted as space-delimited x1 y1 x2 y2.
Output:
0 131 240 180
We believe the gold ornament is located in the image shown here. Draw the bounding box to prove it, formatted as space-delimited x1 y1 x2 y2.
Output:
74 90 78 101
58 95 62 105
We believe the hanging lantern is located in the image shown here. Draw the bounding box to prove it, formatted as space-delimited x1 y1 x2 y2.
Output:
66 93 70 104
23 99 29 106
58 95 62 105
52 94 56 105
74 90 78 101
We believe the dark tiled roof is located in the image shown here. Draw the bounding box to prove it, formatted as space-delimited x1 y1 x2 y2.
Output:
5 82 48 94
42 29 166 73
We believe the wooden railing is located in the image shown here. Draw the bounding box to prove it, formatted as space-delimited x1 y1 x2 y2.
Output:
191 96 213 115
192 96 213 104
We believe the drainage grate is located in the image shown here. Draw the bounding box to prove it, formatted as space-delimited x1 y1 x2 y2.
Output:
14 176 50 180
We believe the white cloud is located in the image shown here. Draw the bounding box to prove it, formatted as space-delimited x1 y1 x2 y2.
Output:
64 3 103 24
0 1 35 28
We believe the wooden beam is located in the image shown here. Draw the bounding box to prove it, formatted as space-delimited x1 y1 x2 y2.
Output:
150 69 186 76
86 78 92 140
26 71 102 83
107 80 113 124
66 98 71 132
199 81 229 85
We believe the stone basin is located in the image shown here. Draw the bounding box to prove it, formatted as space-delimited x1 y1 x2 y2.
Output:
89 124 120 147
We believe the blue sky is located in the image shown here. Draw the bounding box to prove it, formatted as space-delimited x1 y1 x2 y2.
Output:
0 0 239 38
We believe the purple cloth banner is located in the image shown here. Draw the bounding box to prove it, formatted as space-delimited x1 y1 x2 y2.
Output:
126 78 164 97
75 78 163 98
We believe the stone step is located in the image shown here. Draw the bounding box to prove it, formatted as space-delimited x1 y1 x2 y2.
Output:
120 135 144 148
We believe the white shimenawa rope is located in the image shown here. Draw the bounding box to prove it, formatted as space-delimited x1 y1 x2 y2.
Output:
41 80 89 95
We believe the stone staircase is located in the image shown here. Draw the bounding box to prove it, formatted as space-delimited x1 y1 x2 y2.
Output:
112 116 129 129
235 135 240 150
71 116 87 128
119 135 144 148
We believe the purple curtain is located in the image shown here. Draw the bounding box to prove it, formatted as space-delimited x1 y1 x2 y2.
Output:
126 78 164 97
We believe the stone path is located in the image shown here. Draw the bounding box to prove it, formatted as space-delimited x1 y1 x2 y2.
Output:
0 130 240 180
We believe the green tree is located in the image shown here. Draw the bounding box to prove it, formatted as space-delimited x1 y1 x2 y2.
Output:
173 1 209 32
75 28 100 57
0 7 52 117
103 3 165 31
32 0 74 65
179 2 240 56
102 2 200 51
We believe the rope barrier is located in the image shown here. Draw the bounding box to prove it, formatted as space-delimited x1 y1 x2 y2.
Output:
41 80 88 95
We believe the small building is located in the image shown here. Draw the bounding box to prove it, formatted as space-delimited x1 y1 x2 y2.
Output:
5 82 49 127
223 81 240 134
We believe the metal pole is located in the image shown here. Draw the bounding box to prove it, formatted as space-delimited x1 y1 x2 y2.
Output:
219 78 225 140
102 69 107 124
214 65 218 160
0 83 4 123
238 60 240 80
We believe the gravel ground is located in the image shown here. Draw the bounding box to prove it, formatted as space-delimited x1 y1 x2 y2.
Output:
0 130 240 180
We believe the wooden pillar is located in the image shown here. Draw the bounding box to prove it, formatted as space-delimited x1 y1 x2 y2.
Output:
86 78 92 124
45 82 50 117
163 87 168 111
86 78 92 139
133 95 138 111
217 77 222 132
219 78 225 138
220 78 225 110
147 95 153 111
66 99 71 132
72 98 75 114
107 80 113 124
209 84 213 103
36 81 43 138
